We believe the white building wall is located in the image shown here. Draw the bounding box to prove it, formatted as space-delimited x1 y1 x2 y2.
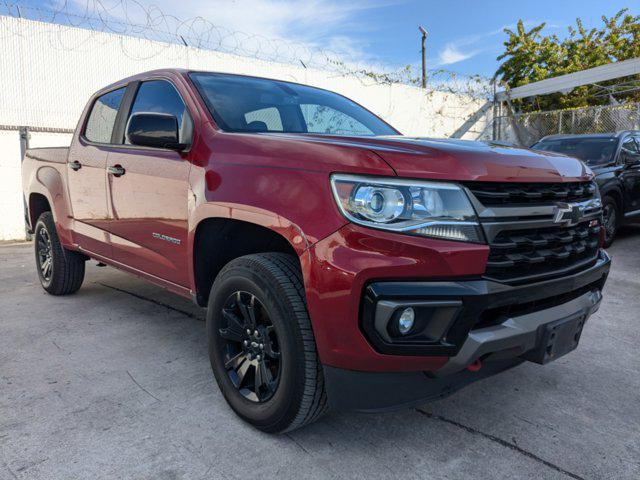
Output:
0 131 25 242
0 132 73 241
0 16 490 241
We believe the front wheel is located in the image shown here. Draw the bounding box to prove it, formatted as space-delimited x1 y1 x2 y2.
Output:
602 197 619 248
206 253 327 433
34 212 85 295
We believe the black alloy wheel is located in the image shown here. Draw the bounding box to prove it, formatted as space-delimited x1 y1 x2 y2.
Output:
33 211 86 295
602 197 618 247
219 291 281 402
36 226 53 282
206 253 327 433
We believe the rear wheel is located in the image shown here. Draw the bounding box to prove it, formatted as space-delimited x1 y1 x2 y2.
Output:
206 253 327 433
602 196 619 248
34 212 85 295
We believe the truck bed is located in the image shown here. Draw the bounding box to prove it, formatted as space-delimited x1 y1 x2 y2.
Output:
24 147 69 164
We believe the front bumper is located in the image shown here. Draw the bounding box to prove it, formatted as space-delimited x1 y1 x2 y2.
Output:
435 288 601 376
361 250 609 359
322 250 610 412
304 223 610 373
324 357 524 412
325 287 603 412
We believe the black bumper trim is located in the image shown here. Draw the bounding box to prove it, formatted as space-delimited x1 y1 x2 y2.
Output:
323 358 524 412
361 249 611 356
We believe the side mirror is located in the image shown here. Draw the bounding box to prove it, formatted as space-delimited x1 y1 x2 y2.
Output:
126 113 187 151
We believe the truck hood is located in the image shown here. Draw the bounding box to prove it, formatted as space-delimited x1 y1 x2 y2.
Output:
269 134 592 183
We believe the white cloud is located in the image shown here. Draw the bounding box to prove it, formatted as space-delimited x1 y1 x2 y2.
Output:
433 20 556 67
438 44 478 65
176 0 366 40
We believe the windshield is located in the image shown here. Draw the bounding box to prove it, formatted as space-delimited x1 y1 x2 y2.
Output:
189 73 398 136
532 137 618 166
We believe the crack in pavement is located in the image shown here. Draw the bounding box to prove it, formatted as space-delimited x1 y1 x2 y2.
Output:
0 453 19 480
126 370 161 403
97 282 204 322
415 408 586 480
285 433 311 455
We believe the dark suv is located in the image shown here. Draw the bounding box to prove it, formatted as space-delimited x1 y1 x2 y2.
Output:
533 131 640 246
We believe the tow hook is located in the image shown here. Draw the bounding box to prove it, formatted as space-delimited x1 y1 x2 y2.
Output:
467 359 482 372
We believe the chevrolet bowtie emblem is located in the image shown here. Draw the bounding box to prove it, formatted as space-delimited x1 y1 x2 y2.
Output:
553 202 585 226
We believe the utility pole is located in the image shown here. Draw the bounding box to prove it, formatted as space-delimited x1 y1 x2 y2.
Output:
419 25 428 89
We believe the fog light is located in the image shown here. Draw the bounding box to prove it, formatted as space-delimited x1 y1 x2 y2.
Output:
397 307 415 335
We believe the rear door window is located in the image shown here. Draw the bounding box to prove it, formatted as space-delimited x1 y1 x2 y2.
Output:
84 88 126 143
126 80 192 144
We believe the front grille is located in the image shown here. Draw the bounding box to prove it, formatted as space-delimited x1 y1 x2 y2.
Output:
465 181 597 205
485 222 600 283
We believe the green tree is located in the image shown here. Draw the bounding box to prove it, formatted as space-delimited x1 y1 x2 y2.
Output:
496 9 640 112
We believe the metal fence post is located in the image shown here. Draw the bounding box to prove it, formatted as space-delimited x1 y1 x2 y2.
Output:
19 126 30 157
19 127 31 239
491 78 498 141
557 111 562 134
497 102 502 141
492 103 498 142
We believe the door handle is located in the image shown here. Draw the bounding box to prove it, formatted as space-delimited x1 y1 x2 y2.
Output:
107 165 126 177
69 160 82 171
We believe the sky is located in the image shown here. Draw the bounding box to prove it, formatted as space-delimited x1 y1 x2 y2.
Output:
17 0 640 78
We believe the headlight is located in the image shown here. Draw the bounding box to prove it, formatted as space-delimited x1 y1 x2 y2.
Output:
330 174 483 243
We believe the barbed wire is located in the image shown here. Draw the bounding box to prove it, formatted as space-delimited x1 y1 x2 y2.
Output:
0 0 493 99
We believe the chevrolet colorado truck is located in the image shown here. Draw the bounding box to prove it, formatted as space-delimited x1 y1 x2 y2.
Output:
22 69 610 433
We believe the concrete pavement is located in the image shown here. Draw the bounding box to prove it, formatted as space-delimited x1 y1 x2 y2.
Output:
1 228 639 479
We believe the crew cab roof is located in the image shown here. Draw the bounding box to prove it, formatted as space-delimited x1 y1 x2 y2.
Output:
97 68 190 93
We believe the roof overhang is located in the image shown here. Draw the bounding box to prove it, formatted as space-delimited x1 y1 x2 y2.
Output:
496 57 640 101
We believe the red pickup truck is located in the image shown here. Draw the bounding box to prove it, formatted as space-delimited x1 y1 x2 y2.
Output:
22 69 610 433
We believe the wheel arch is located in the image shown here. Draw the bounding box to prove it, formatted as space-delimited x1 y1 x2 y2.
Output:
601 187 623 211
28 192 52 231
24 163 74 245
190 216 304 307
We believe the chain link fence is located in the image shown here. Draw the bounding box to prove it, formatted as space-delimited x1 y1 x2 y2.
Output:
493 102 640 146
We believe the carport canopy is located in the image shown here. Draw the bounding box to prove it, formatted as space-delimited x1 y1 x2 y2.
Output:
495 57 640 101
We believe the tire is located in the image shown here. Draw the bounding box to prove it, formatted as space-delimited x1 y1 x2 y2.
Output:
206 253 327 433
602 196 619 248
34 212 85 295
